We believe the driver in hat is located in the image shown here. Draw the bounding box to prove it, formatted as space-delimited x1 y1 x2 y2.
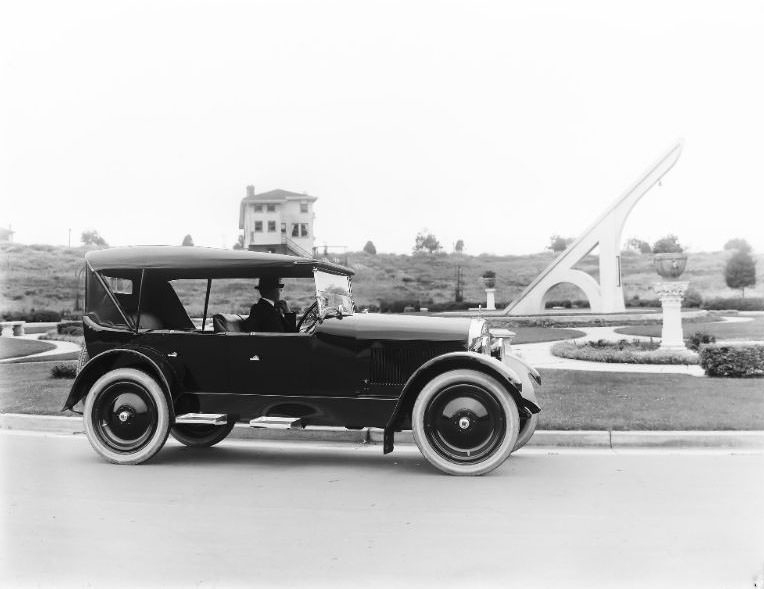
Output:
243 276 294 332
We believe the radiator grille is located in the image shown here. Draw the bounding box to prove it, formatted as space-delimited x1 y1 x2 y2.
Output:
370 342 464 385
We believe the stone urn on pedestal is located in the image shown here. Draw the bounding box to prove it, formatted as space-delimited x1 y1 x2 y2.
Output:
653 252 689 351
481 271 497 311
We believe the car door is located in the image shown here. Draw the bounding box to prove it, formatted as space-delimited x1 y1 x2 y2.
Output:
226 332 313 396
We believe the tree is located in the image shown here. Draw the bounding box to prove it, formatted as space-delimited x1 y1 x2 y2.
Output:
454 239 464 253
414 231 441 254
547 235 574 253
182 234 194 246
363 240 377 255
725 250 756 297
626 237 652 254
233 234 244 250
652 234 683 254
724 238 752 254
81 229 108 247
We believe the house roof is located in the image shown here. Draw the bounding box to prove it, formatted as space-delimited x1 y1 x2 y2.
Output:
239 189 318 228
86 246 352 279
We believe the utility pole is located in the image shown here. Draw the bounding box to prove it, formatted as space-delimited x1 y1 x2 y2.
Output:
455 265 463 302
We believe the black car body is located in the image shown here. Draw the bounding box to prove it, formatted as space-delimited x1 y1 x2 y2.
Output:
65 246 541 475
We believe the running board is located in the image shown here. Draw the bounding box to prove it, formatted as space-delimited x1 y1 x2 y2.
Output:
175 413 229 426
249 416 304 429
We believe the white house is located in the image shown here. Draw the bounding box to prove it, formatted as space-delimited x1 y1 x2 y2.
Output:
239 186 317 256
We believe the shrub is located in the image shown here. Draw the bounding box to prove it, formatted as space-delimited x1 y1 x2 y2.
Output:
685 331 716 352
50 362 77 379
699 344 764 377
626 296 660 308
702 297 764 311
683 288 703 308
551 339 698 365
57 321 83 335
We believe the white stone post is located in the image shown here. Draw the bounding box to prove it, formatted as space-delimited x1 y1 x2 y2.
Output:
484 288 496 311
654 281 688 351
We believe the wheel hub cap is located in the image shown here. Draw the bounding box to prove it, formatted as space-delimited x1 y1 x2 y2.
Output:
424 383 506 464
93 381 158 453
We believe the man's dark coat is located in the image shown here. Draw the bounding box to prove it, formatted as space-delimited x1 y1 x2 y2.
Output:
243 299 290 332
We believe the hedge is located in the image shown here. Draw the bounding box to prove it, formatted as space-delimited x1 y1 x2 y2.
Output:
702 297 764 311
0 309 61 322
699 344 764 377
551 340 699 365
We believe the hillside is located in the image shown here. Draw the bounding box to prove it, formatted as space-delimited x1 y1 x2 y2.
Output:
1 243 761 315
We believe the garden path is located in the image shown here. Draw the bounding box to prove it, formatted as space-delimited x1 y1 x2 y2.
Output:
511 324 706 376
0 334 80 364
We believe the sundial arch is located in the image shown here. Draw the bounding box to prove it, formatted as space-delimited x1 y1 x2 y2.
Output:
505 142 683 315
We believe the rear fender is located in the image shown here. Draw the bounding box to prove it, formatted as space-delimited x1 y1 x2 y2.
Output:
382 352 539 454
62 348 178 418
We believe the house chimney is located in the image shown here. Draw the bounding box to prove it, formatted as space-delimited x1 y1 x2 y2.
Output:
246 185 255 198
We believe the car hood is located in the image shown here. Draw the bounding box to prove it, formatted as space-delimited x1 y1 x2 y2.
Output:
316 313 473 342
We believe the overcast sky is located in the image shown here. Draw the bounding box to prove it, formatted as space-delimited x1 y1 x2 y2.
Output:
2 0 763 255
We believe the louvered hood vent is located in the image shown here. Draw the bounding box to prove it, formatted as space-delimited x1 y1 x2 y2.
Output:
370 341 465 386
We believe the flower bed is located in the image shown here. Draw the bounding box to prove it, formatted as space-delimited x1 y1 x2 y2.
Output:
551 339 699 365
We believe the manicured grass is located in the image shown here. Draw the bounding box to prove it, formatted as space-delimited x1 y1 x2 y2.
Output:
0 338 56 360
2 361 763 430
510 327 585 344
0 362 77 415
535 369 764 430
615 315 764 341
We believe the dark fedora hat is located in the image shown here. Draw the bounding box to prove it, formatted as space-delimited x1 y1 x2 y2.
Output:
256 276 284 290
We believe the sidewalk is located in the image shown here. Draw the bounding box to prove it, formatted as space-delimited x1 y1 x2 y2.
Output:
3 413 763 450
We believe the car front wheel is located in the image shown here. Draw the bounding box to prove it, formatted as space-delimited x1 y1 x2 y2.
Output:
170 421 236 448
83 368 170 465
412 369 520 476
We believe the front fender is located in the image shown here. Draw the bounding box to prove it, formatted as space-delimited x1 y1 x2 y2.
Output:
62 347 178 416
382 351 540 454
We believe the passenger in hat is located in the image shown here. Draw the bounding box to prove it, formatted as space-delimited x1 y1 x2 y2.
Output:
243 276 295 332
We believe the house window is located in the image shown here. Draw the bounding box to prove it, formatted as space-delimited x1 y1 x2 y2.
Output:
266 204 276 212
291 223 299 238
300 202 308 213
301 223 309 237
254 204 263 213
255 221 263 232
292 223 309 238
267 221 276 232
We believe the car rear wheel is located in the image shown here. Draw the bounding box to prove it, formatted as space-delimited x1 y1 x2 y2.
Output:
170 421 236 448
83 368 170 465
412 369 520 476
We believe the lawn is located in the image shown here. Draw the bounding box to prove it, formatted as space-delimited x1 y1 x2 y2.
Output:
0 362 78 415
510 327 584 344
536 369 764 430
0 338 55 360
614 314 764 341
2 361 762 430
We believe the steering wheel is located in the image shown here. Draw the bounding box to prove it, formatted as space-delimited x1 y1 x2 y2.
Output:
297 301 320 332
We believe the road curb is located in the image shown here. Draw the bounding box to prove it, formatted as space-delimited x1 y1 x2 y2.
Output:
3 413 764 449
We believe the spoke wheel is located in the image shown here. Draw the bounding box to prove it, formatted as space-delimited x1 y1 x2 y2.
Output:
412 369 519 476
84 368 170 465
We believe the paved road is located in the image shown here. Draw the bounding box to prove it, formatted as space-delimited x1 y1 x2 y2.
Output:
2 432 763 588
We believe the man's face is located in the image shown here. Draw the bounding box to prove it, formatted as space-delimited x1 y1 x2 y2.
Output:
259 286 281 301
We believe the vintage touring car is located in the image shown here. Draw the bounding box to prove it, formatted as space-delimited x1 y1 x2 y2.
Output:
64 246 541 475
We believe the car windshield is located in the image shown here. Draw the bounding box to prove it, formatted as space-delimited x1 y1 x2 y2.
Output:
314 270 354 317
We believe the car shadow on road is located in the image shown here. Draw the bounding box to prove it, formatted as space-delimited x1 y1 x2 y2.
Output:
150 441 436 474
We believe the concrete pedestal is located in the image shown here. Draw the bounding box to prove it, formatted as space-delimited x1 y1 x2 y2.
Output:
485 288 496 311
654 281 689 351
